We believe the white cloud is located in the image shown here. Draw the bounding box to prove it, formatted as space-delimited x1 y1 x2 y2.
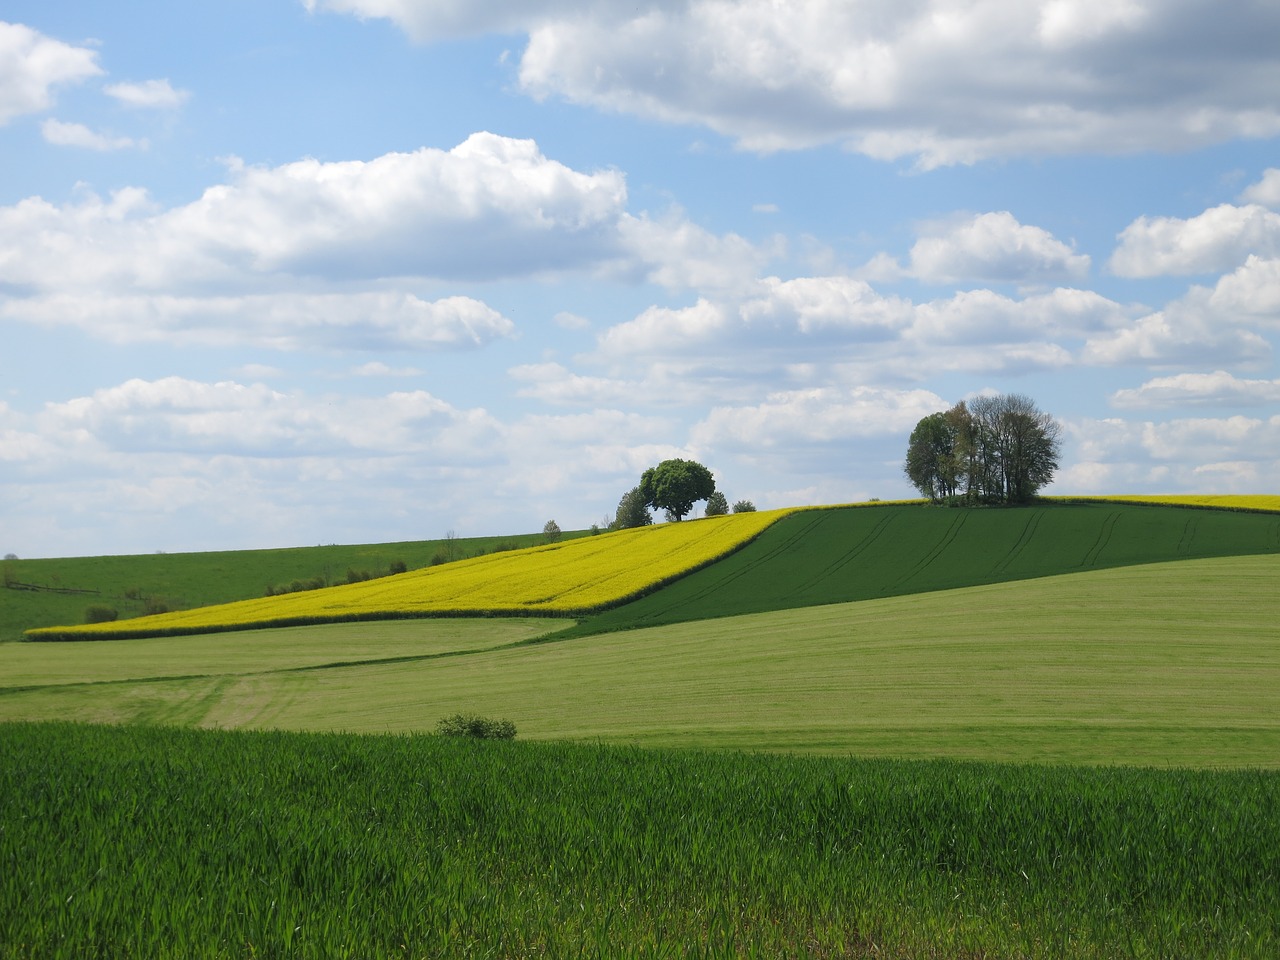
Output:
1111 371 1280 409
1109 203 1280 277
616 211 769 292
906 212 1089 284
0 133 629 295
103 78 190 109
0 21 102 125
1059 414 1280 494
1240 168 1280 209
692 385 948 452
40 118 144 151
1081 308 1271 368
310 1 1280 166
1 292 515 351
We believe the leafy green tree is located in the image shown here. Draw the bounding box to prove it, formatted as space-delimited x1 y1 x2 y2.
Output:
903 411 960 502
542 519 562 543
704 491 729 516
905 395 1061 505
639 459 716 522
732 500 757 513
613 486 653 529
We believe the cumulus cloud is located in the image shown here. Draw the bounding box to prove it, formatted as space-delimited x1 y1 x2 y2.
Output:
0 133 629 294
40 118 144 151
36 376 501 460
1110 371 1280 409
103 78 190 109
309 1 1280 166
1239 168 1280 209
1059 414 1280 494
692 386 949 452
593 276 1129 383
1109 203 1280 277
0 292 515 351
0 21 102 125
904 212 1089 284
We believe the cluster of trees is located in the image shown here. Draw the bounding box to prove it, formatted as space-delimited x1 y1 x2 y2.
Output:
904 394 1062 505
612 459 755 529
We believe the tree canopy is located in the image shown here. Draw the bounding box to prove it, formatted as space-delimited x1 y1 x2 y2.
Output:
613 486 653 529
904 394 1062 505
638 459 716 522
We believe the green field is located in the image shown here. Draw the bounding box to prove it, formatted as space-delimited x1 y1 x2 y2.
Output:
3 722 1278 959
563 501 1280 637
4 499 1280 957
4 552 1277 768
0 530 583 642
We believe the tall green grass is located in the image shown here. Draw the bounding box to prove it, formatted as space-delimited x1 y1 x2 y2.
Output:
567 502 1280 637
2 722 1277 959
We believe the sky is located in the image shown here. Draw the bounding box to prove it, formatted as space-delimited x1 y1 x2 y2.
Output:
2 0 1279 559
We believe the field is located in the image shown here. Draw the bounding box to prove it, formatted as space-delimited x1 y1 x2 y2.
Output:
4 722 1278 960
0 530 584 643
4 552 1278 768
563 500 1280 637
23 509 787 640
3 497 1279 957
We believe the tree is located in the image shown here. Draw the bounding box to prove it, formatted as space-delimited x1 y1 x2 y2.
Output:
704 491 729 516
732 500 757 513
903 411 960 501
542 519 562 543
639 458 716 522
904 394 1061 505
614 486 653 529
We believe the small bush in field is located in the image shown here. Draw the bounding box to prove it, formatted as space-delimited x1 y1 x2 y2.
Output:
84 605 118 624
389 559 408 575
435 713 517 740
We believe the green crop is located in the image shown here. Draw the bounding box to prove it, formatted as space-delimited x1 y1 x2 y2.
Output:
2 722 1278 959
567 501 1280 637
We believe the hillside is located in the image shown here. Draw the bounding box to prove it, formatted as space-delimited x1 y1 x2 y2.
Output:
3 553 1278 767
0 529 586 643
562 500 1280 637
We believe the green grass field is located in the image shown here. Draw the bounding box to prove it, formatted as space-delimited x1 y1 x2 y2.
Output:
4 553 1277 768
4 723 1278 959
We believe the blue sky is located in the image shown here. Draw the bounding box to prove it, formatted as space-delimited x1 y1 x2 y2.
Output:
2 1 1279 557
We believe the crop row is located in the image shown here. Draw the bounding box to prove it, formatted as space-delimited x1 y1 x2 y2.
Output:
26 509 791 640
3 721 1278 959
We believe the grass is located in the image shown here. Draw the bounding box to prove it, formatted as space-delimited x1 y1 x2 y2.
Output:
5 553 1278 768
0 530 586 642
3 722 1278 959
561 501 1280 637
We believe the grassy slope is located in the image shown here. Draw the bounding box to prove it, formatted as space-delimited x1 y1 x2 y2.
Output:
563 501 1280 637
4 553 1278 767
0 530 584 642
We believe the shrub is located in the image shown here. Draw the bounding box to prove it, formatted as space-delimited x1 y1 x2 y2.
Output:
435 713 517 741
732 500 757 513
389 559 408 575
84 605 119 624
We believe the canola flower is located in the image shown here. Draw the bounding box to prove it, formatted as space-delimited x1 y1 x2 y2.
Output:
29 509 792 640
1048 494 1280 513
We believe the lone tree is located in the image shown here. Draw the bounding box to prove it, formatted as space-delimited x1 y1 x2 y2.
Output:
704 490 729 516
904 394 1061 505
638 458 716 522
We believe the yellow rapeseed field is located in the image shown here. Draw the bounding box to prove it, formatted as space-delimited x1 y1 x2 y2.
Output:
28 509 793 639
1050 494 1280 512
